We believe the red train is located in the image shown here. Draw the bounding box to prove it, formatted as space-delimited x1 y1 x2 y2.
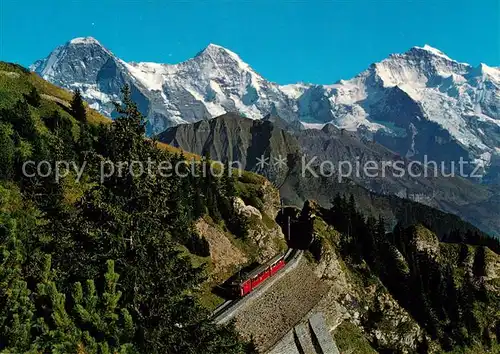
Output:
233 253 286 297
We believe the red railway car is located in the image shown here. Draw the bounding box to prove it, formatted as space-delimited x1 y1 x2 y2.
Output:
236 254 286 297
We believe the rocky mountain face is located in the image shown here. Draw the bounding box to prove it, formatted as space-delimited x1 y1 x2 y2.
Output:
159 113 500 237
318 46 500 180
31 38 298 135
31 38 500 181
292 201 500 353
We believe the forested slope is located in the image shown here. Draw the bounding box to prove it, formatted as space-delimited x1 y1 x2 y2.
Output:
289 197 500 353
0 62 257 353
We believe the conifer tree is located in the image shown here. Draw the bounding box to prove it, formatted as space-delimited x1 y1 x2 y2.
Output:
34 256 137 353
25 87 41 108
1 100 37 140
71 89 87 123
0 123 15 179
473 246 487 277
113 85 145 136
376 215 386 241
483 327 492 348
365 216 377 263
222 160 237 198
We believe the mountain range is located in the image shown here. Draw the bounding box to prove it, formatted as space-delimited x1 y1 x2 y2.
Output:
31 37 500 183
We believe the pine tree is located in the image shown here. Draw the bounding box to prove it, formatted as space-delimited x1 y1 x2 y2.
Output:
348 194 356 217
1 100 37 140
76 121 95 163
481 327 492 349
25 87 41 108
112 85 145 136
372 216 386 273
43 109 62 132
460 275 480 338
417 335 430 354
72 260 135 345
71 89 87 123
376 215 386 241
365 216 377 264
458 243 469 264
222 160 237 198
495 320 500 343
472 246 487 277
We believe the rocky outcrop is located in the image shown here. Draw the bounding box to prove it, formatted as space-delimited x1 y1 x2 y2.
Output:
259 179 282 220
485 248 500 286
195 218 248 282
299 214 425 353
408 224 441 260
233 194 286 263
312 249 424 353
196 175 286 280
233 197 262 219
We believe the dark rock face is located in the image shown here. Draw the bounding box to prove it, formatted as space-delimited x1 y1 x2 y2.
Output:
160 114 500 237
96 58 127 93
159 113 301 171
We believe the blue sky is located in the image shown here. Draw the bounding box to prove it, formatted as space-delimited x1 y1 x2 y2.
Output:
1 0 498 84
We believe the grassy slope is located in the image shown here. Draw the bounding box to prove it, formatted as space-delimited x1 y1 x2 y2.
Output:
0 61 199 158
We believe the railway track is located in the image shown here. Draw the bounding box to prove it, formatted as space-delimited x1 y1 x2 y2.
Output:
211 248 302 324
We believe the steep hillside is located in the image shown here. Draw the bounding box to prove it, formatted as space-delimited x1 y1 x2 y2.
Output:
1 61 274 353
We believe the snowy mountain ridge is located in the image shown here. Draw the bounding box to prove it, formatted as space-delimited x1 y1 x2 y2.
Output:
31 37 500 177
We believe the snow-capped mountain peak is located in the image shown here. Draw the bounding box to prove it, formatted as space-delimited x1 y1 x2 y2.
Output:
31 36 114 84
31 38 500 178
69 36 102 46
367 43 478 90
